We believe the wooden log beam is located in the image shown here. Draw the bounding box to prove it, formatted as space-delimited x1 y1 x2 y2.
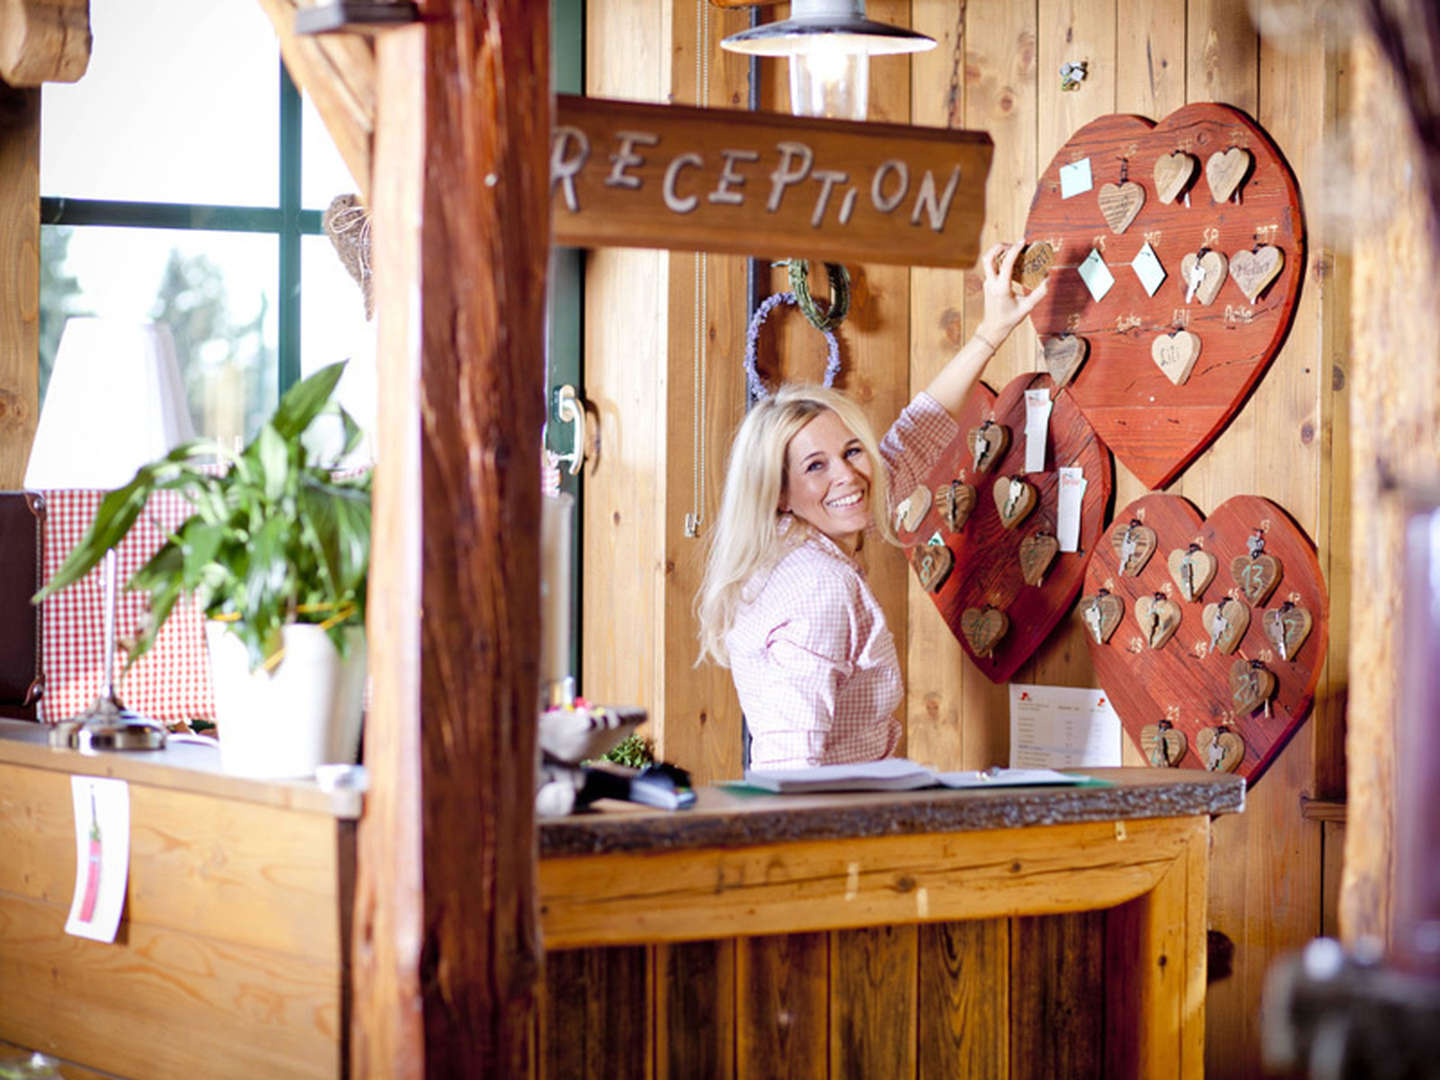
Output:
0 0 90 86
356 1 548 1074
0 81 38 487
255 0 376 202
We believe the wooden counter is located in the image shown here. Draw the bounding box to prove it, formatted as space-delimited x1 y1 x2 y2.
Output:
538 769 1244 1080
0 720 357 1080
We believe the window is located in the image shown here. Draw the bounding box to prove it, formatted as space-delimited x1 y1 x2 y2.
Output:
39 0 372 449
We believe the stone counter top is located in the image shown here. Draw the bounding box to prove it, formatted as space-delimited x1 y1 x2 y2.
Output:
540 767 1245 856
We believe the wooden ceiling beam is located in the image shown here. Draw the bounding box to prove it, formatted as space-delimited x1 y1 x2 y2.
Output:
0 0 91 86
254 0 377 203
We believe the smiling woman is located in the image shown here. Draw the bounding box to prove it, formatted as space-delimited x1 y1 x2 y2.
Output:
695 241 1047 770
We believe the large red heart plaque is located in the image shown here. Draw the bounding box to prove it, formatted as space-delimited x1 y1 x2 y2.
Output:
904 374 1112 684
1024 103 1305 489
1083 493 1328 787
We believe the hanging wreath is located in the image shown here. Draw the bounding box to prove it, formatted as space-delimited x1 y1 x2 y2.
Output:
744 291 842 402
786 260 851 331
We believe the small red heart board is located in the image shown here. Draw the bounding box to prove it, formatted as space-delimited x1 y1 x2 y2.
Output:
1084 493 1328 787
901 373 1112 684
1024 103 1305 490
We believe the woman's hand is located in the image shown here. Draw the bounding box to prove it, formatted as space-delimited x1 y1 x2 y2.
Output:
921 240 1050 419
975 241 1049 348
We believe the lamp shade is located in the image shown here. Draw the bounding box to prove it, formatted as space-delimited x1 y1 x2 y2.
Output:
718 0 936 58
25 317 196 490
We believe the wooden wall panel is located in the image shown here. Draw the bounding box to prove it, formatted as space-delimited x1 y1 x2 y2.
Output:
540 947 651 1080
655 940 736 1080
829 924 918 1079
737 932 829 1079
917 918 1010 1079
0 82 38 488
1010 910 1108 1080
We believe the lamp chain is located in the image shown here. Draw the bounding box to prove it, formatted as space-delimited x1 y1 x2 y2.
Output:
945 0 969 129
685 1 712 540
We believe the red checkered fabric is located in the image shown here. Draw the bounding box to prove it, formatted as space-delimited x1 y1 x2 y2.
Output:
39 489 215 725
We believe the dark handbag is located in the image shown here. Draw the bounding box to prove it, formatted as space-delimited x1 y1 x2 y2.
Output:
0 491 44 719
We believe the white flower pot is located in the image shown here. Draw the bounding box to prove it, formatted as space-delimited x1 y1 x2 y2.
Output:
204 621 366 780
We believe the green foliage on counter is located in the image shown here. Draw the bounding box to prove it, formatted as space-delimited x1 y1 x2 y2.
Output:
601 733 653 769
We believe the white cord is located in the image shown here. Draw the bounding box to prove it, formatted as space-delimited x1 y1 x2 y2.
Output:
684 2 711 539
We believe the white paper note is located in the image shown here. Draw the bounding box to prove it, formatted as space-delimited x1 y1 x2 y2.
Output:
1056 465 1086 552
1023 389 1052 473
66 776 130 943
1131 241 1167 296
1009 684 1122 769
1059 158 1093 199
1077 249 1114 302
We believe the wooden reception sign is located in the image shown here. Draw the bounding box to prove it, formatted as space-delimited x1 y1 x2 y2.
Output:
551 95 993 269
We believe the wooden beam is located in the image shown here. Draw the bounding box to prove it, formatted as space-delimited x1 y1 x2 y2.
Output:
0 0 90 86
356 1 549 1074
0 80 38 487
255 0 376 202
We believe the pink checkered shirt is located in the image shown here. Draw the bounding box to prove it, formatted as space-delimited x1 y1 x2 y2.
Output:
726 392 960 770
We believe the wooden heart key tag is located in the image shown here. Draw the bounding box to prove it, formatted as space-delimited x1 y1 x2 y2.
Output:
912 542 954 594
993 476 1038 530
934 481 977 533
1042 334 1089 391
960 606 1009 658
1112 520 1158 576
1230 659 1277 716
1229 245 1284 304
1135 593 1182 649
1202 596 1250 655
894 484 932 535
1097 180 1145 234
1013 241 1055 291
1168 544 1217 602
1019 529 1060 587
1206 147 1252 203
1179 250 1227 306
1141 718 1187 767
1153 151 1198 205
1152 329 1202 387
1232 531 1282 604
1080 590 1124 645
1197 725 1245 773
1262 601 1313 661
968 420 1010 474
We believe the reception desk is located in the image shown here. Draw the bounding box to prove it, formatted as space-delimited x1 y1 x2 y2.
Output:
0 719 1243 1079
537 770 1245 1080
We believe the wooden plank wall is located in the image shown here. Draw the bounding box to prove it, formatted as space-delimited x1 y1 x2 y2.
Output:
582 1 1350 1074
0 79 40 488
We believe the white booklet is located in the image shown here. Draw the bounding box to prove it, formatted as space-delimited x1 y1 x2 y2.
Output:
741 759 1095 794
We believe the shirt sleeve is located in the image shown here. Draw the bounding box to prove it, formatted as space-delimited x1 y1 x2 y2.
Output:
880 390 962 512
749 570 857 768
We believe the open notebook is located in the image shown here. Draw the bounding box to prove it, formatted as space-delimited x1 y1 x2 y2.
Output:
737 758 1102 794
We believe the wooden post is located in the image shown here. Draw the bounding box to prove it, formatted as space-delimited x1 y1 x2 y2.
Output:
356 3 548 1074
0 80 39 488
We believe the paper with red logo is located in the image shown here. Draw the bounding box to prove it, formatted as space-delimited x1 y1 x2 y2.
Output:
1009 683 1121 769
66 776 130 943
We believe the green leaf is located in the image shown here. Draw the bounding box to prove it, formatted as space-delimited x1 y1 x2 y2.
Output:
298 477 372 597
271 362 346 441
249 423 289 502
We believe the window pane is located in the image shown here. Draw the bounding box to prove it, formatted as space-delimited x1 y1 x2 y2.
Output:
40 225 279 446
302 93 362 211
41 0 279 206
302 234 376 461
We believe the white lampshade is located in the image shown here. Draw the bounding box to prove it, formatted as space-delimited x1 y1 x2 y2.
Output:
25 317 196 489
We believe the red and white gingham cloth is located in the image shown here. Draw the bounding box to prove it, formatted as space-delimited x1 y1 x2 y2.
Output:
38 489 214 725
725 392 960 770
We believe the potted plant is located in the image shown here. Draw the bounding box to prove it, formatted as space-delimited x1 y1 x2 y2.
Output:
35 362 371 778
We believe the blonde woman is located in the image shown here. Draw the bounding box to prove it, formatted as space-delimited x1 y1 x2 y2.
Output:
697 242 1047 770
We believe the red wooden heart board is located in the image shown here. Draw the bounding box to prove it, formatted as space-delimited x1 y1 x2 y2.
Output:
902 373 1113 684
1083 493 1328 788
1024 103 1305 490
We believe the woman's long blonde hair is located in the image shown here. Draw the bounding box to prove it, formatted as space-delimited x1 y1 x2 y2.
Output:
695 384 896 667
